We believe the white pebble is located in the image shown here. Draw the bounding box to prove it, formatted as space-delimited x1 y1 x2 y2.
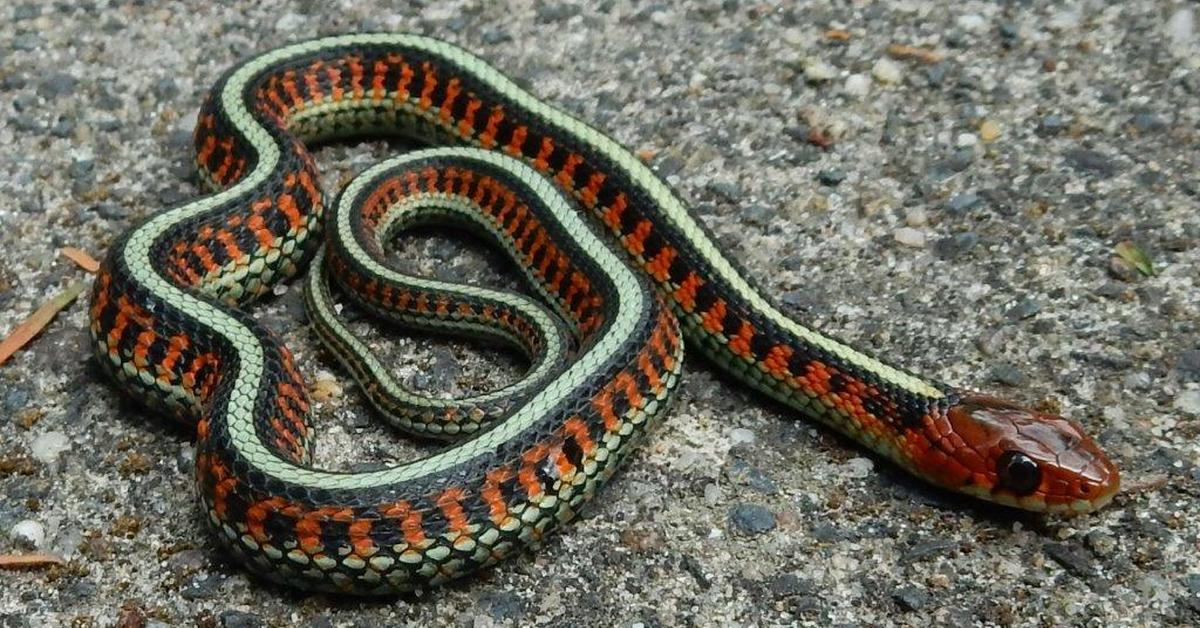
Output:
1048 9 1082 31
781 28 806 47
871 57 903 84
1167 8 1194 50
703 482 723 506
273 12 304 32
10 520 45 549
30 431 69 464
844 73 871 98
728 427 756 446
894 227 927 248
1173 389 1200 415
956 132 979 148
803 57 838 82
843 457 874 479
956 14 987 32
905 208 928 227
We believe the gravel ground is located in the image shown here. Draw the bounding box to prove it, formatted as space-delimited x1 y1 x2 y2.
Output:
1 1 1198 626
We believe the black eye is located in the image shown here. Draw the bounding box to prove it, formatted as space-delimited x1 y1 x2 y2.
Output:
997 451 1042 495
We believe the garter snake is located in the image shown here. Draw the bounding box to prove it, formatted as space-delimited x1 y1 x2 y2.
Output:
88 33 1119 594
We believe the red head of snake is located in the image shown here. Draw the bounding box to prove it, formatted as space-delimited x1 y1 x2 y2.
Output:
914 394 1119 514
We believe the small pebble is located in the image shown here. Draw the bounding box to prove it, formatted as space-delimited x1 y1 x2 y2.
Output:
998 22 1020 46
1167 8 1194 50
727 427 756 446
928 149 974 180
817 169 846 186
844 73 871 98
1108 256 1141 282
935 232 979 259
945 193 981 213
872 57 903 84
30 431 70 464
1176 349 1200 382
729 503 776 535
482 590 525 621
894 227 926 248
703 482 723 506
217 610 264 628
1043 542 1095 578
803 58 838 82
1085 529 1116 557
843 457 874 479
1005 298 1041 321
536 4 581 23
979 119 1001 142
1064 149 1119 178
309 371 343 402
990 363 1028 387
10 519 46 549
893 585 930 611
956 14 987 32
12 34 42 51
904 208 927 227
273 12 304 31
1038 115 1066 136
12 3 40 21
1173 389 1200 415
706 180 742 202
1129 113 1166 134
37 73 78 99
925 63 948 87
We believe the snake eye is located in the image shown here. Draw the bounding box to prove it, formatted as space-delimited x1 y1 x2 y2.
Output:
996 451 1042 496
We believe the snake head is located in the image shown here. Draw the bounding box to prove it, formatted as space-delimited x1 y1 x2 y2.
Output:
923 394 1119 515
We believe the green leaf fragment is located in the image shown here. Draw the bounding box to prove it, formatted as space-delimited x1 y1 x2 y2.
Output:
1114 241 1155 277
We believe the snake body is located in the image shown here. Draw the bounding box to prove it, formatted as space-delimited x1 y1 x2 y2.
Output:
89 34 1119 594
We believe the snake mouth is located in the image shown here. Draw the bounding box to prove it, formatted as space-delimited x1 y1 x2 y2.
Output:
961 478 1120 516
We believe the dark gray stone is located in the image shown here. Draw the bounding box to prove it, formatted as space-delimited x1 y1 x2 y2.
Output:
1064 149 1120 178
1037 114 1066 136
767 573 814 598
67 159 94 181
1043 542 1095 578
726 459 778 494
152 77 179 101
1130 113 1167 134
902 538 956 563
37 73 78 99
705 180 742 202
1175 349 1200 382
217 611 263 628
990 363 1028 387
934 232 979 259
536 4 582 22
1005 298 1041 321
928 148 974 180
817 169 846 186
945 192 981 213
481 590 525 621
729 503 776 535
893 585 930 611
11 34 41 51
12 3 39 20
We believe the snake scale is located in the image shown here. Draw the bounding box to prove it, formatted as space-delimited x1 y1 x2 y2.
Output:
88 34 1119 594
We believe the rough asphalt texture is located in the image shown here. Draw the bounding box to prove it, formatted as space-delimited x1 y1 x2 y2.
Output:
1 1 1198 626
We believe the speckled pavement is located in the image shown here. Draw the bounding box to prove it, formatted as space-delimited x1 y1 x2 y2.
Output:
1 1 1198 626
